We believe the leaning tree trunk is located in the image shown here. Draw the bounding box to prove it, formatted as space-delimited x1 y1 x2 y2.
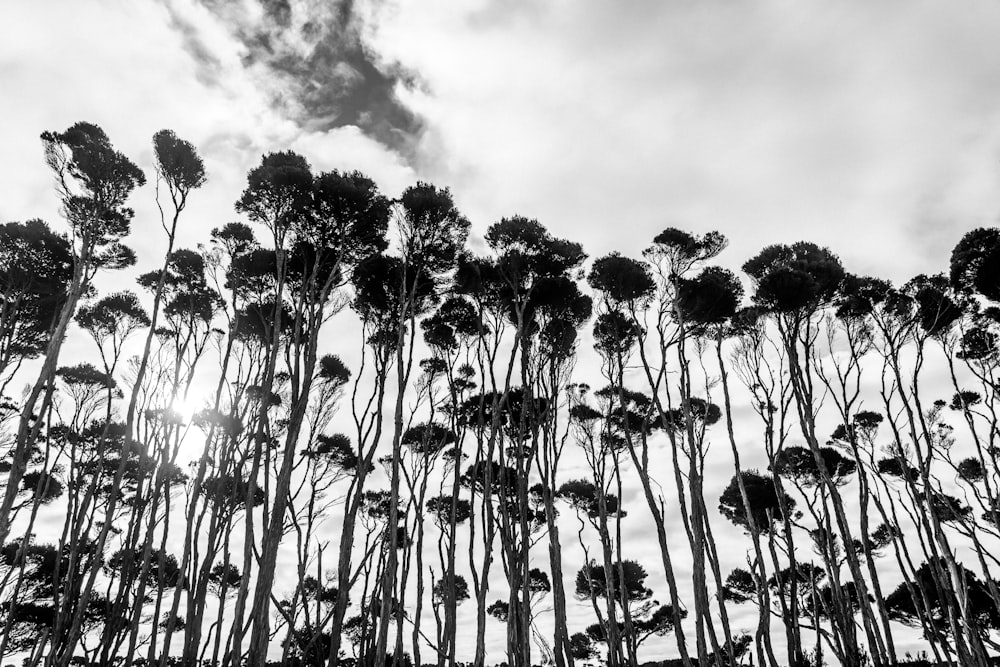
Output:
0 242 90 546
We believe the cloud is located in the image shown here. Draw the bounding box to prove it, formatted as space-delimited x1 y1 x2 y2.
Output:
0 0 418 401
159 1 225 86
162 0 423 158
373 0 1000 283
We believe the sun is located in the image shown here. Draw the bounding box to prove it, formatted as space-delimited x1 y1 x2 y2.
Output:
164 388 214 462
169 392 201 425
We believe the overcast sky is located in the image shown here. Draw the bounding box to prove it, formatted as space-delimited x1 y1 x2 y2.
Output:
6 0 1000 280
4 0 1000 660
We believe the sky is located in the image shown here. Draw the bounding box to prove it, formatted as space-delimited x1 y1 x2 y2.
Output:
6 0 1000 281
5 0 1000 661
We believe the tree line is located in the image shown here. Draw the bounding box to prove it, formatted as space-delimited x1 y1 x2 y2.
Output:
2 121 1000 667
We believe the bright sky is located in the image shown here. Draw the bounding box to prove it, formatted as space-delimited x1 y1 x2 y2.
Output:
6 0 1000 280
4 0 1000 661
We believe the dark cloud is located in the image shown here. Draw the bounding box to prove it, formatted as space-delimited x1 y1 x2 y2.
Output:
168 0 422 158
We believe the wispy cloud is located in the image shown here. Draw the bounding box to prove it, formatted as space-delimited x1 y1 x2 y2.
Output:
162 0 422 158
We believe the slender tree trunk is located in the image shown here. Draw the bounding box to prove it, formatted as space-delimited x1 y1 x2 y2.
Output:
0 246 90 545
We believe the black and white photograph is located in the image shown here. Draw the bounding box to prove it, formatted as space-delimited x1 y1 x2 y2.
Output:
3 2 1000 666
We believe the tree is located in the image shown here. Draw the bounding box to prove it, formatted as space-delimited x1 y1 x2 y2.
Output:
719 471 795 534
1 123 145 550
772 446 857 488
885 560 1000 643
575 560 652 606
950 227 1000 301
0 220 73 378
588 240 702 667
10 120 1000 667
574 560 683 659
75 291 150 378
451 215 588 667
233 159 392 665
743 241 893 667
